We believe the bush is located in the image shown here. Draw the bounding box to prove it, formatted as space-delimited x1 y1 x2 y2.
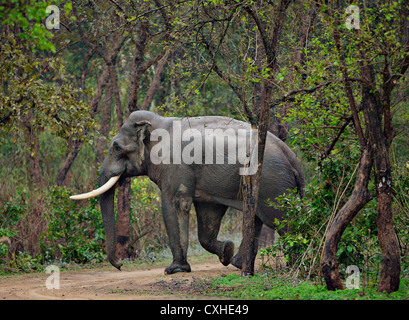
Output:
261 149 378 280
209 272 409 300
0 187 46 272
39 186 106 264
263 187 382 281
128 177 167 258
261 157 409 285
0 178 167 271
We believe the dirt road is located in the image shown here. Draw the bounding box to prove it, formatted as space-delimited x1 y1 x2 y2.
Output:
0 256 239 300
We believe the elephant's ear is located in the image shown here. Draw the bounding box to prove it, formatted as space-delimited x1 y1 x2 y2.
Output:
132 121 152 165
134 120 152 144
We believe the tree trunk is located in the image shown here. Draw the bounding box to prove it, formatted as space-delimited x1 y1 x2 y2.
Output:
293 2 316 69
22 109 44 187
108 62 123 129
114 24 148 260
126 21 149 116
55 67 110 186
55 140 82 187
322 147 373 290
116 34 168 261
361 63 401 293
375 150 401 293
113 59 130 259
116 23 170 260
241 0 290 276
28 134 44 187
116 177 132 259
241 174 258 276
322 13 402 292
140 49 170 111
241 82 271 276
94 81 113 177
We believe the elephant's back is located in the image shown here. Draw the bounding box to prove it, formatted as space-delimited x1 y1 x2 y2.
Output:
178 115 251 132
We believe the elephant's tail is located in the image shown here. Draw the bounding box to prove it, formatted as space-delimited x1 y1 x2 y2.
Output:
294 166 305 198
282 145 305 198
279 142 305 198
270 134 306 198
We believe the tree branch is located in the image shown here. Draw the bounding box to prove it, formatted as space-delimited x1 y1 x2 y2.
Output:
271 81 334 106
318 116 352 167
140 49 170 110
333 26 366 149
201 30 257 127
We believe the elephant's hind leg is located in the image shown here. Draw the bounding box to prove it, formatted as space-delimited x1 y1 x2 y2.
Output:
194 202 234 266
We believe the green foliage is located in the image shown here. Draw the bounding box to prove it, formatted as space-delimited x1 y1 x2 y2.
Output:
0 180 167 270
209 272 409 300
0 38 95 144
2 202 25 226
0 1 95 184
265 154 362 268
264 0 409 291
0 228 15 263
0 199 45 272
0 0 55 52
40 187 105 264
260 150 409 284
0 2 407 299
0 185 106 272
128 177 167 257
261 139 381 277
265 185 379 278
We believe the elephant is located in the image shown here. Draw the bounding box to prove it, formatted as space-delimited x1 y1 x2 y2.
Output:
70 111 305 274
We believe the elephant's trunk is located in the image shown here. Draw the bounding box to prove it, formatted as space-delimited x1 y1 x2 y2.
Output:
99 173 123 271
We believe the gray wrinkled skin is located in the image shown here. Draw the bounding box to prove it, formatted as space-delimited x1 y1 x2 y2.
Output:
99 111 305 274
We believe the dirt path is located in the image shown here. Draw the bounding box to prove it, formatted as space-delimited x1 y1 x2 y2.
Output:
0 256 239 300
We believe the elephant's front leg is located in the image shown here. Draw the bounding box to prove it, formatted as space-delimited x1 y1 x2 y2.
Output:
161 190 192 275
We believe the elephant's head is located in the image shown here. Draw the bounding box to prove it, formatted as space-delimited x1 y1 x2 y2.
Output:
70 119 152 270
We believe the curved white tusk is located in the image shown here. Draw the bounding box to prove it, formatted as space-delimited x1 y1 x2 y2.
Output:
69 176 120 200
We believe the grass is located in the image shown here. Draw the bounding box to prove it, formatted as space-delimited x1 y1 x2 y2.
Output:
207 271 409 300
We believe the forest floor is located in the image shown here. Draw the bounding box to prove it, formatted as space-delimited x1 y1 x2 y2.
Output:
1 253 408 301
0 254 243 300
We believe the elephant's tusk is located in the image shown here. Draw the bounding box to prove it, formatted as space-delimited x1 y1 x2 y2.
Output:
69 176 120 200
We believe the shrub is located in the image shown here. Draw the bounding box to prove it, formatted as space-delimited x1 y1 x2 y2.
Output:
261 158 409 285
209 272 409 300
39 186 105 264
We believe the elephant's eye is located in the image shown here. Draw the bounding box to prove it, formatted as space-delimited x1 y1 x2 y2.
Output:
113 141 123 154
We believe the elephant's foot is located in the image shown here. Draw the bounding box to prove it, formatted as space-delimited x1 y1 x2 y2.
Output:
231 254 242 269
219 241 234 266
164 262 191 275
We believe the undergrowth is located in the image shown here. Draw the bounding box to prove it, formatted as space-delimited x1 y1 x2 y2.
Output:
208 271 409 300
